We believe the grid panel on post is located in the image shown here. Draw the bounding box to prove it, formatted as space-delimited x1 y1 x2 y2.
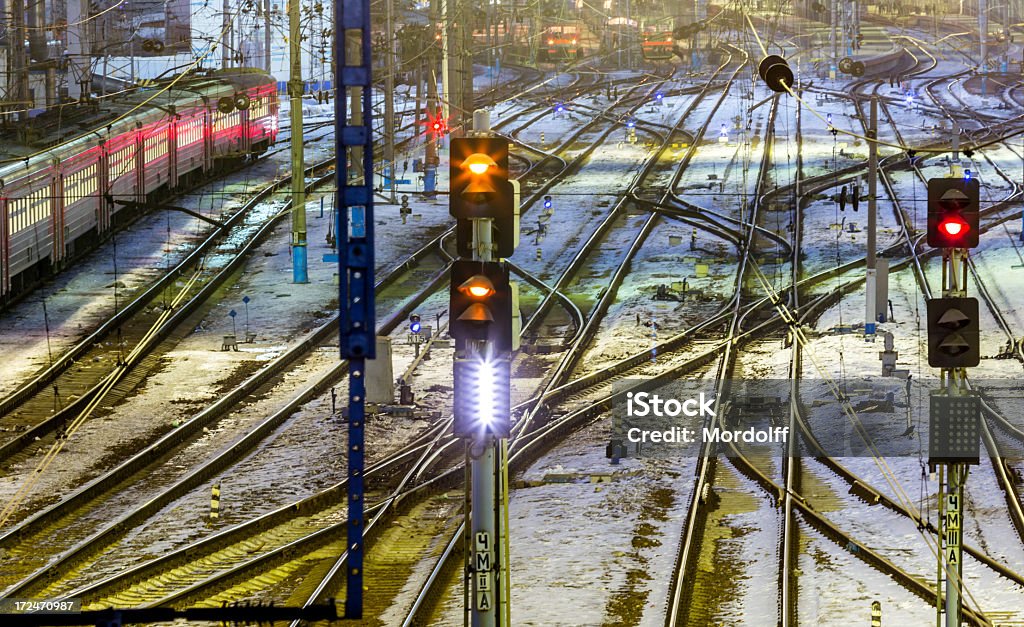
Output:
929 394 980 467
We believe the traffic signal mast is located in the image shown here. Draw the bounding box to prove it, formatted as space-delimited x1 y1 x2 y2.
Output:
925 177 981 627
449 111 518 626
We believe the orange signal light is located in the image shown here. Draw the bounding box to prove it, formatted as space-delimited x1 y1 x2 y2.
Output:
459 274 496 299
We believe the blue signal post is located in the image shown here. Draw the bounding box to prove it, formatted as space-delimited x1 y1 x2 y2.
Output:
336 0 375 617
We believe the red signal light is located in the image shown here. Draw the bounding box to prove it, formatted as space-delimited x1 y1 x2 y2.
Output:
927 179 979 249
940 215 969 238
424 113 447 139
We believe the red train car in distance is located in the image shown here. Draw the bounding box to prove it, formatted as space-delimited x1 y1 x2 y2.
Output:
642 31 675 60
539 24 581 62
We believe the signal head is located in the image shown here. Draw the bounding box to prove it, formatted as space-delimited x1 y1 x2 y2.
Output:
927 178 979 249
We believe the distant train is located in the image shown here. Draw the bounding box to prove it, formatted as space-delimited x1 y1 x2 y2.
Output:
641 30 675 60
539 24 582 62
0 68 279 303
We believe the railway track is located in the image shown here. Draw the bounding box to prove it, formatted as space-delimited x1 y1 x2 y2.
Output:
0 158 338 467
0 229 456 595
0 61 666 608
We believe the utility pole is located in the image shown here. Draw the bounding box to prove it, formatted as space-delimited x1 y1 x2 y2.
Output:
1003 1 1010 72
289 0 307 283
979 0 988 96
924 178 982 627
626 0 632 69
223 0 232 69
830 0 838 79
450 112 517 627
383 0 398 204
414 54 422 140
865 97 878 336
469 124 497 626
461 0 474 132
440 0 451 127
11 0 27 122
445 0 473 136
425 0 440 195
264 0 273 72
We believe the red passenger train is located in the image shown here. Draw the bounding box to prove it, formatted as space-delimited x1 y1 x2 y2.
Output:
0 68 279 302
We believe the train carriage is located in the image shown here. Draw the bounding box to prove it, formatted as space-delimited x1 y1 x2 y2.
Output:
539 24 581 62
175 108 207 181
0 68 279 303
642 31 675 60
142 119 173 195
105 129 142 212
3 167 57 288
58 142 104 255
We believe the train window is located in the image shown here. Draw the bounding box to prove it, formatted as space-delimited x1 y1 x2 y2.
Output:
7 185 50 235
178 118 202 147
145 129 168 164
214 110 240 133
249 95 268 120
110 144 136 182
65 165 98 206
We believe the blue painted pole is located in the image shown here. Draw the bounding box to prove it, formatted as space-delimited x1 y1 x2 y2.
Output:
336 0 375 617
292 244 307 283
424 166 437 194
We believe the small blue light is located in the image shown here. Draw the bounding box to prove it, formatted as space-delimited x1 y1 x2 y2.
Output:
555 103 565 113
411 321 421 333
827 113 833 126
720 123 728 136
964 168 972 181
655 91 664 100
626 119 635 128
544 199 552 209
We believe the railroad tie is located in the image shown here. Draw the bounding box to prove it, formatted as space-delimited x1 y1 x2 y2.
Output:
210 483 221 520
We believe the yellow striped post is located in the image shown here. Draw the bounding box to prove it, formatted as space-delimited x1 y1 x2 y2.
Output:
871 601 881 626
210 484 221 520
